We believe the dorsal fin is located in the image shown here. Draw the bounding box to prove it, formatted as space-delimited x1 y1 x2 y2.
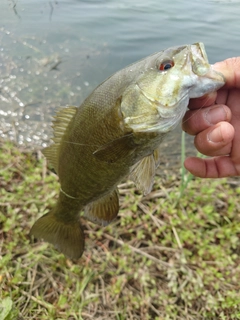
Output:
42 106 77 173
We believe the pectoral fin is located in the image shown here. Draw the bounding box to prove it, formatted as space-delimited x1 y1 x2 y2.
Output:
130 154 156 195
93 134 135 163
84 189 119 226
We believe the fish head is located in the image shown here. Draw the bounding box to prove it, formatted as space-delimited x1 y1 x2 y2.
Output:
121 42 225 133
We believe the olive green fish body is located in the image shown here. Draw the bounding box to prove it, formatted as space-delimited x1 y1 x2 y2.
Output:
57 99 131 202
30 43 225 259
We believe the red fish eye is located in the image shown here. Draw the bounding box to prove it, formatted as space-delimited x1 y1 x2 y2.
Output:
159 60 174 71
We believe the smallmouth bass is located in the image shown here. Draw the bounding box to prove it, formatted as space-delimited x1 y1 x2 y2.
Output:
30 42 225 259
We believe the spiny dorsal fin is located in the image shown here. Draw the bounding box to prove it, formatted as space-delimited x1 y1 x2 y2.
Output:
42 106 77 173
84 188 119 226
130 154 156 196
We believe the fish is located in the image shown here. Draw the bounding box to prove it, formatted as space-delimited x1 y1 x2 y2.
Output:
30 42 225 259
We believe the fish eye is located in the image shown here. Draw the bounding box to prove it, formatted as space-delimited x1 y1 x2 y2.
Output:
159 60 174 71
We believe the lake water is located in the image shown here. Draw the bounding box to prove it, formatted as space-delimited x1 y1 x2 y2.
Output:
0 0 240 163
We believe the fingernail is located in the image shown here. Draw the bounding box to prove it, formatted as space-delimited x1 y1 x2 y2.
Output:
207 126 223 143
205 105 227 125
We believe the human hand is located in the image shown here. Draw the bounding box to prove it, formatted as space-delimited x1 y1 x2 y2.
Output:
182 57 240 178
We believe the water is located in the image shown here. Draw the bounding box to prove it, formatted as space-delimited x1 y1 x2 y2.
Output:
1 0 240 159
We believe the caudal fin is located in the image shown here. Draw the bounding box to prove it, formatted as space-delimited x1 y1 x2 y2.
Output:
30 211 85 259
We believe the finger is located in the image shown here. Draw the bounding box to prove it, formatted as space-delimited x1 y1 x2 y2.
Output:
215 88 229 105
194 122 234 157
182 105 231 135
184 156 239 178
213 57 240 89
188 91 217 110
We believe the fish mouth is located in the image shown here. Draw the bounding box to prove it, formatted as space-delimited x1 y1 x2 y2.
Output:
188 42 209 76
125 93 188 134
136 81 189 118
156 93 188 119
130 82 189 132
190 43 225 85
139 107 186 133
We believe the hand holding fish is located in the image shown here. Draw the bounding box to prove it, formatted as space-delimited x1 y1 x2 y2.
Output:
183 57 240 178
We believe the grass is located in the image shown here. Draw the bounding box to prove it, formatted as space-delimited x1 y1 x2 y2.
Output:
0 139 240 320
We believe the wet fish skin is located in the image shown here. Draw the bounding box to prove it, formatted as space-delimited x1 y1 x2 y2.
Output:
30 42 225 259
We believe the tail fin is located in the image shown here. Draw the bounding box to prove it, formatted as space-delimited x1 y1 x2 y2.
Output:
30 211 85 260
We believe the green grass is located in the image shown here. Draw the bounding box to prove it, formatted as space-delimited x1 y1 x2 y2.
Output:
0 140 240 320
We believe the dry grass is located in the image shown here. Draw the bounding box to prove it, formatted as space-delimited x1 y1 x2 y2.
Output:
0 140 240 320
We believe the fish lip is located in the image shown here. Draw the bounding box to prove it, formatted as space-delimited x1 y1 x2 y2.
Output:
193 42 209 63
181 43 209 77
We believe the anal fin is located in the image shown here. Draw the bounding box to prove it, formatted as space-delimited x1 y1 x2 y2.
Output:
84 189 119 226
